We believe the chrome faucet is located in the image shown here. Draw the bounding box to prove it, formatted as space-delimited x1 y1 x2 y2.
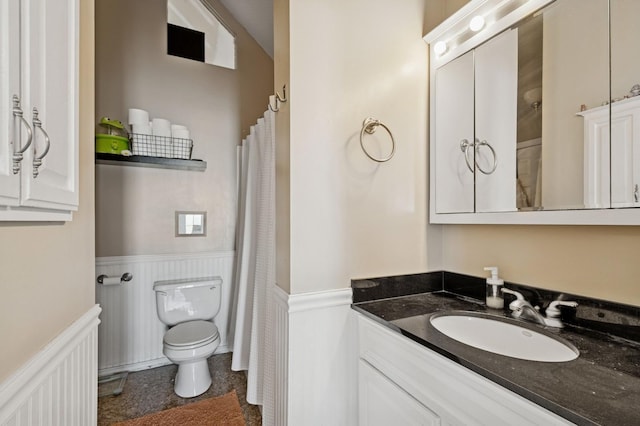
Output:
501 288 577 328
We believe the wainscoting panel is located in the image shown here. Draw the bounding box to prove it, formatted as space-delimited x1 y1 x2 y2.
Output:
0 305 100 426
95 251 235 375
261 286 357 426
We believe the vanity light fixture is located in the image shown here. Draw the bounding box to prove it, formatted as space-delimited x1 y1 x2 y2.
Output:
434 41 448 56
469 15 485 32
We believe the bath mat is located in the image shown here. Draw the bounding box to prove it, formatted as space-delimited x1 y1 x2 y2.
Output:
112 390 245 426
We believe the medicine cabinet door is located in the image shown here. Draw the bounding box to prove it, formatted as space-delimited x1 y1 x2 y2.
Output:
434 51 475 214
474 29 518 213
433 29 517 214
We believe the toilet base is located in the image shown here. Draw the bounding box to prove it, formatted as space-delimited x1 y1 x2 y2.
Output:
174 359 212 398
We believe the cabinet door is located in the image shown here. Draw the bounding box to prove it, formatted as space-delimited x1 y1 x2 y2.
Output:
20 0 78 210
0 1 21 206
582 106 610 208
359 360 440 426
610 104 640 207
434 51 474 213
475 29 518 213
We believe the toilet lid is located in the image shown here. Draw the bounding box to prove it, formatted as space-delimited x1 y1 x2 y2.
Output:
164 320 219 347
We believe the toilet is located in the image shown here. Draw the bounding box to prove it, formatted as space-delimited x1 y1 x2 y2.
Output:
153 276 223 398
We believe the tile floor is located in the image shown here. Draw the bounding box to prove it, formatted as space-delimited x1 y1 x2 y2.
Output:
98 352 262 425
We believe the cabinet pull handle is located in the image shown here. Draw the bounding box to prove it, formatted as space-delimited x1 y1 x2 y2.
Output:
11 95 33 174
474 139 498 175
32 107 51 178
635 184 639 203
460 139 475 173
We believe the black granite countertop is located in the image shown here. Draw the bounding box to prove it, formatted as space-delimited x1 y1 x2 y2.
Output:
352 272 640 426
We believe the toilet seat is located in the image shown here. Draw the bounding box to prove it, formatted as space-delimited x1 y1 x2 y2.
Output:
164 320 219 349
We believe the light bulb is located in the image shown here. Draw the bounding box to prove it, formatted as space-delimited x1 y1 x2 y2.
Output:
469 15 485 32
434 41 448 56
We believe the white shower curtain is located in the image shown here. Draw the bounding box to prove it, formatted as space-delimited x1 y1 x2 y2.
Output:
230 97 276 416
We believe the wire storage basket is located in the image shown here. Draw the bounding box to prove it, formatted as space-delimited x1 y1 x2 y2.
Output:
130 133 193 159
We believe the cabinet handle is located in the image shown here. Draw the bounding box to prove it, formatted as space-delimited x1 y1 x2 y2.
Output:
32 107 51 178
460 139 475 173
474 139 498 175
635 184 639 203
11 95 33 174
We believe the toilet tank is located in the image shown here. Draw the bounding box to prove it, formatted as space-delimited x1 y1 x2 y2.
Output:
153 276 223 326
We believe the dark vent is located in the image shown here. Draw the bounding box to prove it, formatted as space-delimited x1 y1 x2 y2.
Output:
167 23 205 62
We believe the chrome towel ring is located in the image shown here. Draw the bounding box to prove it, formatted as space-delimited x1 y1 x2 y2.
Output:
360 117 395 163
459 138 498 174
475 139 498 174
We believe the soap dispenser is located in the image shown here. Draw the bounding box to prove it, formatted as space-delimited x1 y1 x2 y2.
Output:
484 266 504 309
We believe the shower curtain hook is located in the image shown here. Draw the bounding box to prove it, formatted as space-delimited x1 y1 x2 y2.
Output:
268 98 279 112
276 84 287 103
268 84 287 112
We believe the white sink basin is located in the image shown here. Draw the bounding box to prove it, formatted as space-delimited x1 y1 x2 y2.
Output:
430 312 579 362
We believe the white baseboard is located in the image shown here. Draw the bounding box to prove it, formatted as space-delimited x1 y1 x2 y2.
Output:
0 305 101 426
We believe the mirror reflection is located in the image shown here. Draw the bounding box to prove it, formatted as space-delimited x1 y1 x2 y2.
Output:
609 0 640 208
176 211 207 236
516 0 609 211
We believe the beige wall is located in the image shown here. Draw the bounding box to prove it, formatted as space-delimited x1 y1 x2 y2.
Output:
276 0 442 294
95 0 273 257
0 0 95 383
442 225 640 307
424 0 469 34
541 0 608 209
611 0 640 99
274 0 291 292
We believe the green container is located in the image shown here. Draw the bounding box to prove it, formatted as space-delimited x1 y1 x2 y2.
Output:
96 134 130 154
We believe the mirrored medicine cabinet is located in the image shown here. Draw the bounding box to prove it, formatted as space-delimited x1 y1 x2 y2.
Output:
426 0 640 225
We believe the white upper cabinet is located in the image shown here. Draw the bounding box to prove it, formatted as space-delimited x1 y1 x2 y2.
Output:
424 0 640 225
0 0 79 221
0 1 21 207
434 29 517 214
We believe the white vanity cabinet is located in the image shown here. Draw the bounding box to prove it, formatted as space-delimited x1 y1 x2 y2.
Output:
0 0 79 221
356 313 573 426
359 360 441 426
581 97 640 209
433 29 517 214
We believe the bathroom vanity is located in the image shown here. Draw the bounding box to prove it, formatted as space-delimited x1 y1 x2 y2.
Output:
352 273 640 425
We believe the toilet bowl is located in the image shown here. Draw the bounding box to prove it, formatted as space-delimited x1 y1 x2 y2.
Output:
153 277 223 398
162 320 221 398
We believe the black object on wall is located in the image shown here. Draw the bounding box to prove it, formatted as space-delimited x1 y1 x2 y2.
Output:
167 23 205 62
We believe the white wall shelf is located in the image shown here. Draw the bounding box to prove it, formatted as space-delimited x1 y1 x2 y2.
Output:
95 153 207 172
